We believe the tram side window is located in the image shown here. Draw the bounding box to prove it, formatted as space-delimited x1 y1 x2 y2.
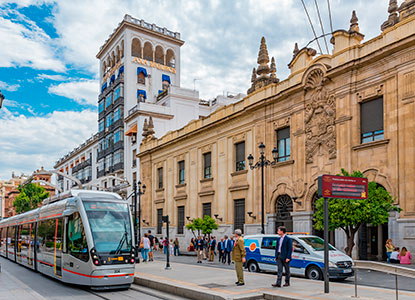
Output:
8 226 16 251
0 228 5 253
37 220 56 254
20 224 31 253
67 213 89 262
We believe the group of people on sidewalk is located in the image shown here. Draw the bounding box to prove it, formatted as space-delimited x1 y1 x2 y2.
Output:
139 230 181 262
385 239 412 265
189 235 236 264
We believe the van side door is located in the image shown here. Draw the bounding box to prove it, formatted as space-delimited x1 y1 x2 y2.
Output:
259 236 279 272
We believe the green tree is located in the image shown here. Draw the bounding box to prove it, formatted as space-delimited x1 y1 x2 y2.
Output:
186 215 218 238
313 169 400 257
201 215 219 238
186 217 204 238
13 181 49 214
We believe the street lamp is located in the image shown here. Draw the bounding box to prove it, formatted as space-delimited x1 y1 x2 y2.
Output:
0 90 4 109
247 142 278 234
133 180 146 254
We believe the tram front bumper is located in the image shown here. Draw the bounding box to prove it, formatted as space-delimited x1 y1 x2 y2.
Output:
90 267 135 287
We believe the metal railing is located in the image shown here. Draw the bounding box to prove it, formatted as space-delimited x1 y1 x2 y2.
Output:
353 260 415 300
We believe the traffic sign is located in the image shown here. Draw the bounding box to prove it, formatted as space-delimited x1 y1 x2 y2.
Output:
318 175 368 200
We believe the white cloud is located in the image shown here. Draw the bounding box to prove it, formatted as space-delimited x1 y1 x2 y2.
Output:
36 73 67 81
0 7 65 71
0 80 20 91
0 109 97 180
48 79 98 106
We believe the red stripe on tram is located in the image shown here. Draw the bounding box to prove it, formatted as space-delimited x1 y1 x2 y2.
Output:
39 213 62 220
62 268 134 279
38 260 54 267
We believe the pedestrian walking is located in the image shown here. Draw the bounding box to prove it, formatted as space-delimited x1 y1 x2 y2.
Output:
209 236 216 261
148 230 154 262
203 237 209 260
223 235 232 265
272 226 292 288
385 239 395 263
217 238 224 262
174 238 180 256
140 233 151 262
232 229 246 286
196 236 204 263
398 247 412 265
163 237 168 255
169 239 174 256
159 237 163 253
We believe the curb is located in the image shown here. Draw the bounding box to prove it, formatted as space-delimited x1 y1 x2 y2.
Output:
134 276 307 300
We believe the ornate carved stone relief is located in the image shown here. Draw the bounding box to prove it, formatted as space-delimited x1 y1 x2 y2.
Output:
304 68 336 164
232 133 246 144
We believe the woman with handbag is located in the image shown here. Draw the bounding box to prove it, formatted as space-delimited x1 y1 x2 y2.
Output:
140 233 151 262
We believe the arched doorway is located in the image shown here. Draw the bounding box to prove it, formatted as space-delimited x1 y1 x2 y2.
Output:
358 184 389 261
275 195 293 232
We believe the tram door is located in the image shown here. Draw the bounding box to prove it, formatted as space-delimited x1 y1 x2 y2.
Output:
55 218 63 277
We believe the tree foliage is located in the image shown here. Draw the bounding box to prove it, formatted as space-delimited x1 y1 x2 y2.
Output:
186 215 218 238
313 169 400 256
13 182 49 214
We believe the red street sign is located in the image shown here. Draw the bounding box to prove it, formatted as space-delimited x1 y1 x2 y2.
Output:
318 175 368 200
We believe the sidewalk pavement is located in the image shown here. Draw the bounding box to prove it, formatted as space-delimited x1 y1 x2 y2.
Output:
134 260 415 300
0 268 46 300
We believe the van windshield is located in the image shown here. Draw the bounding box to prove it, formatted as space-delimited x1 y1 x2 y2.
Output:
83 201 132 254
299 237 335 251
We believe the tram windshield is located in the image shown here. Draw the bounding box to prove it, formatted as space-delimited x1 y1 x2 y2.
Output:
83 201 132 254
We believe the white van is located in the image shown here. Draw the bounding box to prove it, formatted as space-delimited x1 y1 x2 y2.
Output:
244 234 354 280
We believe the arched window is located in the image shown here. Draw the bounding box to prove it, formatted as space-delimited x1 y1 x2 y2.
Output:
143 42 153 61
166 49 175 68
275 195 293 232
131 38 142 58
155 45 164 64
120 40 124 58
116 46 120 63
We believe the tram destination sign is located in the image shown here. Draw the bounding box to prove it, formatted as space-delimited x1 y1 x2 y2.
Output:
318 175 368 200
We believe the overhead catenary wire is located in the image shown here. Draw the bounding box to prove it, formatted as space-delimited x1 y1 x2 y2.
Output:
314 0 329 53
300 0 323 54
327 0 334 34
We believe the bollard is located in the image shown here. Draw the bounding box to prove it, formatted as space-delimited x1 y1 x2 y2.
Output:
353 268 358 298
395 272 398 300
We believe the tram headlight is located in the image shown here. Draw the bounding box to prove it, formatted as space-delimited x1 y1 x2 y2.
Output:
131 259 135 264
94 260 100 265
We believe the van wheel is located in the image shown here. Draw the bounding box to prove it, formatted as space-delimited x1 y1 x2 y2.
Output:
306 266 322 280
248 261 259 273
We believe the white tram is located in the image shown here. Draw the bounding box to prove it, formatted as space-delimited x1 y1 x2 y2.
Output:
0 190 136 289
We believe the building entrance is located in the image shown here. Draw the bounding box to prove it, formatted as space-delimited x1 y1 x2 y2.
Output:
275 195 293 232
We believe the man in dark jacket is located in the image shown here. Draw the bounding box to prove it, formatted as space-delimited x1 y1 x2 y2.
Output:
217 238 224 262
272 226 293 288
196 236 204 263
223 235 232 265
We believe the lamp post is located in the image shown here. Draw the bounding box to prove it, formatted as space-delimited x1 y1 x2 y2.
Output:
247 142 278 234
0 90 4 109
133 180 146 255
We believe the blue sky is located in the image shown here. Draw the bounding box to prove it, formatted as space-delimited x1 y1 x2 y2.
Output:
0 0 390 180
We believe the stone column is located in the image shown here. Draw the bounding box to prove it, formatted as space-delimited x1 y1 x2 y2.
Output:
291 211 313 233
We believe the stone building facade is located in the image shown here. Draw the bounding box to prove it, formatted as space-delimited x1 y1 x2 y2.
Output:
138 3 415 260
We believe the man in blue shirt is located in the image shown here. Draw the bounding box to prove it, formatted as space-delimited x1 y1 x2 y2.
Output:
272 226 293 288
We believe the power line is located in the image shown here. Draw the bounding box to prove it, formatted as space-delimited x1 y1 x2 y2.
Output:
314 0 329 53
300 0 323 54
327 0 334 34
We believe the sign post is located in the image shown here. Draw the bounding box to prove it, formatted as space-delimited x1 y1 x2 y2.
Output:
318 175 368 294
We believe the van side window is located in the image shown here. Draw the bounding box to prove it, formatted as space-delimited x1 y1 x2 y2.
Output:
293 239 307 253
261 237 278 249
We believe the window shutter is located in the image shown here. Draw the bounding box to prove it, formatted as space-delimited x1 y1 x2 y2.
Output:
361 97 383 133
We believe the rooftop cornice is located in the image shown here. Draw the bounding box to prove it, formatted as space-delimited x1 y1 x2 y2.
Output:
97 15 184 59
